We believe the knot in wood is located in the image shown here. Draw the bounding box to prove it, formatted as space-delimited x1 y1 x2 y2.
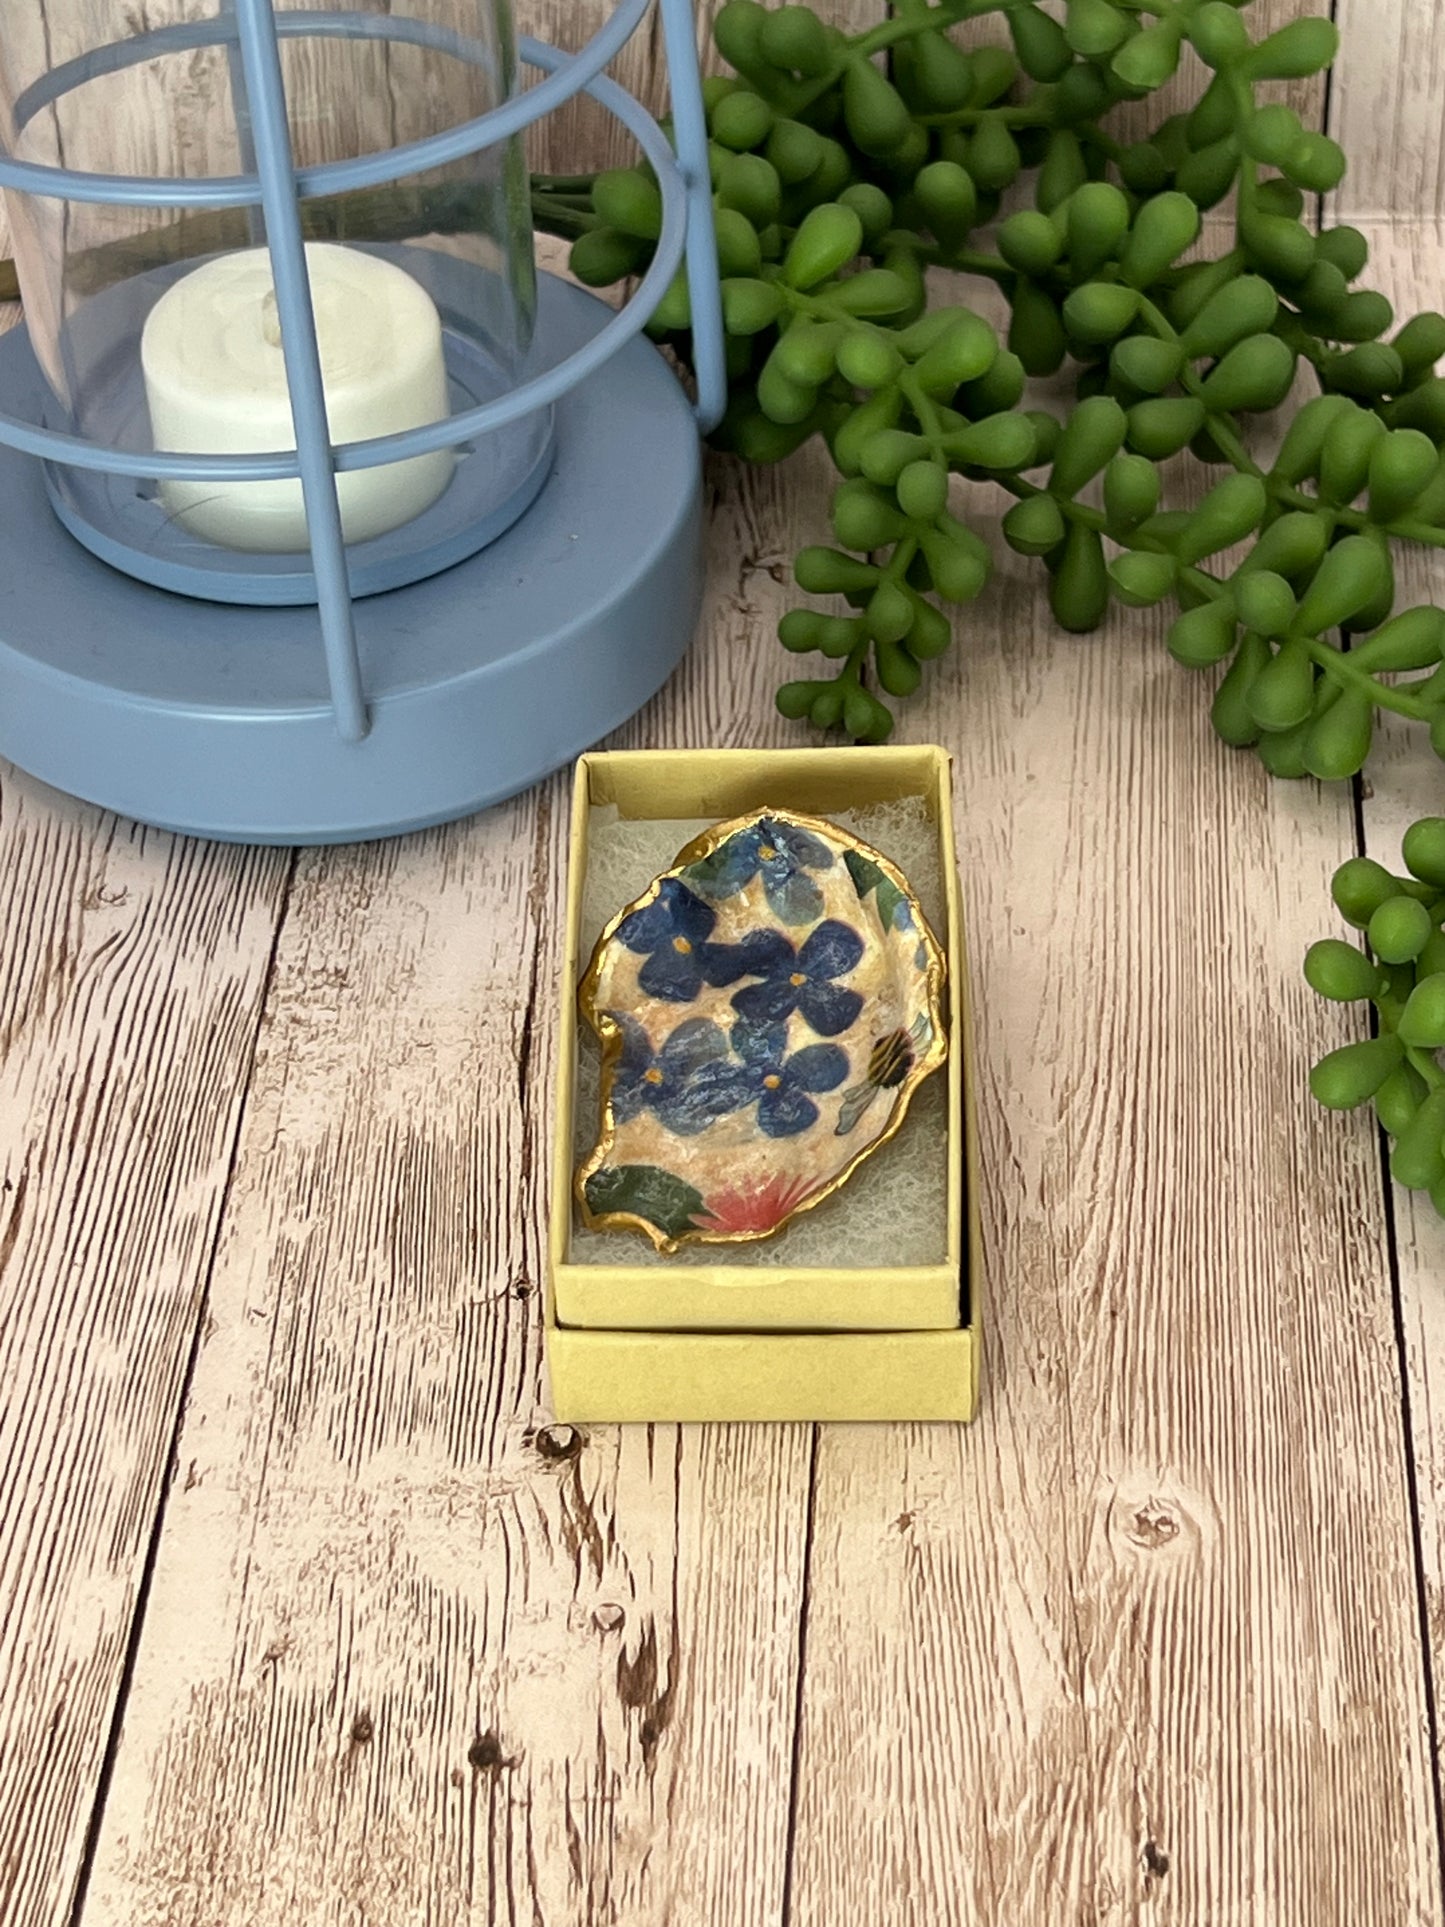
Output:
535 1424 585 1463
468 1731 507 1772
1105 1478 1209 1564
1127 1501 1181 1550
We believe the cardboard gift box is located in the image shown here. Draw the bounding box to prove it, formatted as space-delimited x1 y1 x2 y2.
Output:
545 745 982 1422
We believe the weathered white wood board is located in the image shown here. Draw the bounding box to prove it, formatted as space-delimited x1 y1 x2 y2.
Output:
1332 0 1445 1824
783 528 1442 1924
1330 0 1445 224
62 0 874 1917
0 776 290 1927
1332 215 1445 1831
73 451 852 1927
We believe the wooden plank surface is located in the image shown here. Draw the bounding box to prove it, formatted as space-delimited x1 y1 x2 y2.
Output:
1329 0 1445 223
4 2 1445 1925
0 775 290 1927
1333 213 1445 1843
73 456 849 1926
1331 0 1445 1843
784 529 1442 1927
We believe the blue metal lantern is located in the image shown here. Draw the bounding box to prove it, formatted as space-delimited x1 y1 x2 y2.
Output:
0 0 724 842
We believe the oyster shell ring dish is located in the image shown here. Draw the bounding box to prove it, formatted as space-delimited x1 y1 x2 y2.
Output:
576 811 949 1253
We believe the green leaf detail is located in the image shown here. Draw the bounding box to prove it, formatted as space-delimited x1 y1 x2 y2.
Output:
844 847 884 898
845 847 907 931
876 875 907 931
584 1164 710 1240
682 846 741 894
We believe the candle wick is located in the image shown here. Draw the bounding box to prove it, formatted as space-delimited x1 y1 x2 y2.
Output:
261 287 282 350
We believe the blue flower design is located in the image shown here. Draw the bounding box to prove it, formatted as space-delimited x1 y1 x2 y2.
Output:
686 818 835 926
608 1014 742 1135
616 879 747 1003
730 919 864 1037
686 1022 850 1137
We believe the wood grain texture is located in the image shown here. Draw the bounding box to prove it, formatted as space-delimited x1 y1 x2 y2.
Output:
785 548 1442 1926
75 450 855 1925
0 772 290 1927
1331 0 1445 222
1334 218 1445 1831
0 39 289 1926
1 0 497 173
75 804 810 1927
527 0 730 180
777 53 1438 1924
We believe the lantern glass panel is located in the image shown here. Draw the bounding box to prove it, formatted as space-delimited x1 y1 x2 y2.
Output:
0 0 549 599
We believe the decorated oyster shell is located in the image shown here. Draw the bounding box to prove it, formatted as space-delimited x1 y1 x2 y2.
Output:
576 810 948 1252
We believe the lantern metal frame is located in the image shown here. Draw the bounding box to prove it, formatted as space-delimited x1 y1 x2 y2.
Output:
0 0 724 841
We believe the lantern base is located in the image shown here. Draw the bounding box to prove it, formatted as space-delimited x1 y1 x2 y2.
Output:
0 273 705 845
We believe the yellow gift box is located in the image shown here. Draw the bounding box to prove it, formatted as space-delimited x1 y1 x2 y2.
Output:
545 745 982 1423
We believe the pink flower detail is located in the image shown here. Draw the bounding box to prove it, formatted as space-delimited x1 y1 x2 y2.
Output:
692 1172 819 1235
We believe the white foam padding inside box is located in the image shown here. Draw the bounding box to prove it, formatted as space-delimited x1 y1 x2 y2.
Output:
570 797 951 1268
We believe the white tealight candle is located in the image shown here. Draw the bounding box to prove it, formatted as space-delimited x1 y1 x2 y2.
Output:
142 241 454 553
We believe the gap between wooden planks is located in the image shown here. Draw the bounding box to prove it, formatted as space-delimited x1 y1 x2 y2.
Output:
1340 214 1445 1880
0 773 292 1927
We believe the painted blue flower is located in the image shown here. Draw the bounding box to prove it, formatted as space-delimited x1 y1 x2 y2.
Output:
729 918 864 1037
685 1021 849 1137
608 1014 743 1135
686 818 835 925
616 879 747 1003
